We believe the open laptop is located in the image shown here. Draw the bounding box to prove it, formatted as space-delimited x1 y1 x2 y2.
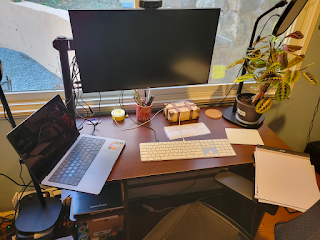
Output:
7 95 125 195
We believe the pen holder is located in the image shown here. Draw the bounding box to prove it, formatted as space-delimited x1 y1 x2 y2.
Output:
136 104 152 122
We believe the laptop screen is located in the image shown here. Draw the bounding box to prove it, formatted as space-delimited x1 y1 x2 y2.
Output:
7 95 79 183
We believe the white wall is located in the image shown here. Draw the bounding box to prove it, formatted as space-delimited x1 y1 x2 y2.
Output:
0 0 73 75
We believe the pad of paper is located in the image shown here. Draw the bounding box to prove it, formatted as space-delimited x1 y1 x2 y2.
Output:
255 149 320 211
164 122 211 140
225 128 264 145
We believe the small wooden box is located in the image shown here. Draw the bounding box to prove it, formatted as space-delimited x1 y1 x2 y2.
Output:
164 100 200 123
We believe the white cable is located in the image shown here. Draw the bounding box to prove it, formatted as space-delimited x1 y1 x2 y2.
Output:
142 204 174 213
113 107 164 130
178 111 185 142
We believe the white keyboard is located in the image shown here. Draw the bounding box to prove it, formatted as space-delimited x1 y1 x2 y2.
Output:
139 139 236 162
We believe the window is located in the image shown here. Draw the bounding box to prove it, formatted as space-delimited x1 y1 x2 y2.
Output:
0 0 318 117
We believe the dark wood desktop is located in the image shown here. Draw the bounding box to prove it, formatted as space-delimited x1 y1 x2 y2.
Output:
80 105 290 182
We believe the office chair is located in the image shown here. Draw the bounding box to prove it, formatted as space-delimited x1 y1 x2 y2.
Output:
274 199 320 240
143 201 253 240
144 171 319 240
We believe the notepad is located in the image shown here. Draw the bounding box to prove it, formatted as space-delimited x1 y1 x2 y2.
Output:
254 146 320 212
225 128 264 145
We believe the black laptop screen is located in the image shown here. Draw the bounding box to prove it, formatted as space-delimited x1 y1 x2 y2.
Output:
7 95 79 183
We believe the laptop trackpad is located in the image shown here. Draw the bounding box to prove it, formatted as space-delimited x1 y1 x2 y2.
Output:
87 151 119 175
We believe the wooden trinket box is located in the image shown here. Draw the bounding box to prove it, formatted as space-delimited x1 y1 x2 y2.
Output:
164 100 200 123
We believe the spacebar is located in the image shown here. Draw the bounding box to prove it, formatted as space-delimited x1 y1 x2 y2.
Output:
160 155 187 160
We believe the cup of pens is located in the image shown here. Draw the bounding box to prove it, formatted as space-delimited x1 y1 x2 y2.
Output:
136 103 152 122
134 89 154 122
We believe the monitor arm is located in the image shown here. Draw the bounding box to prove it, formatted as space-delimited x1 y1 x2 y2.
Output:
53 36 76 122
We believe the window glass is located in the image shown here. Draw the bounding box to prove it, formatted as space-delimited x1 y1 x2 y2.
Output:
0 0 284 93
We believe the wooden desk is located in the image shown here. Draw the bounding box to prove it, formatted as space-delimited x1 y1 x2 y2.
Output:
80 105 290 181
77 105 291 239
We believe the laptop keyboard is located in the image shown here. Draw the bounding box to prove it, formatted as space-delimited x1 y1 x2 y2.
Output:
49 136 106 186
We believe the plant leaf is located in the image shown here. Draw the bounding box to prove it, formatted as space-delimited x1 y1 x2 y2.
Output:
226 59 245 69
284 70 301 84
247 49 262 60
302 72 319 86
285 31 304 39
252 59 267 68
253 35 270 46
267 62 281 72
275 82 291 102
287 45 302 52
255 97 273 114
233 73 255 83
259 73 282 83
287 55 305 68
247 62 257 73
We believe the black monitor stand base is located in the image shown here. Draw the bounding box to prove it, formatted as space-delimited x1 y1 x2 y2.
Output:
223 106 264 129
15 192 62 233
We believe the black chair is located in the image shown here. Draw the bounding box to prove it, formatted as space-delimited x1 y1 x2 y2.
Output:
143 170 319 240
274 199 320 240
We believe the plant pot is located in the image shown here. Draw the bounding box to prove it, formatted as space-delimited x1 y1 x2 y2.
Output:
235 93 262 125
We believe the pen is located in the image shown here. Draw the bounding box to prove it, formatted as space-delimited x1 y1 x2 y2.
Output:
144 89 147 105
134 89 142 106
133 96 140 105
146 95 155 106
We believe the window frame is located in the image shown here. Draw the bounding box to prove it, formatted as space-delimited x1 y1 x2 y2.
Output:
1 0 319 120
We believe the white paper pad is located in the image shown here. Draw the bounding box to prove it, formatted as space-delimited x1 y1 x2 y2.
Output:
225 128 264 145
163 122 211 140
255 149 320 211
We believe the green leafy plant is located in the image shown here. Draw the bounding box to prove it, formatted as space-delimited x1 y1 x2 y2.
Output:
227 31 318 114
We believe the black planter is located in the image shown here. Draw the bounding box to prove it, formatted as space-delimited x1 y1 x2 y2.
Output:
235 93 262 125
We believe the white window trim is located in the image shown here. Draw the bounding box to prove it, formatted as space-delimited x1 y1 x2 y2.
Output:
1 0 319 120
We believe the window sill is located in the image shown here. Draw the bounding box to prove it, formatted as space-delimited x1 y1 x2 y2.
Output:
0 82 276 120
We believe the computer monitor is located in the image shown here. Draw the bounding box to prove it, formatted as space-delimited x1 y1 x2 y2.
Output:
69 8 220 93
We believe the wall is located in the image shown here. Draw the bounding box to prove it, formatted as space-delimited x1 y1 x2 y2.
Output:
0 0 72 75
264 13 320 152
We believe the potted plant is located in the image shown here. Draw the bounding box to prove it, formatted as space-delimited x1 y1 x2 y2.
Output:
227 31 318 124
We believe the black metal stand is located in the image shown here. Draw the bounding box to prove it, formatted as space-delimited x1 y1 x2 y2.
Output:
0 67 62 235
53 36 76 122
222 0 287 129
0 84 16 128
15 174 62 233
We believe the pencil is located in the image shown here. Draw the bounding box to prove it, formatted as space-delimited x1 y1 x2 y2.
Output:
134 89 142 106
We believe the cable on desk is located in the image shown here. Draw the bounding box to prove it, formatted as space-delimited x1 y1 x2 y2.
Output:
118 90 159 142
113 90 164 133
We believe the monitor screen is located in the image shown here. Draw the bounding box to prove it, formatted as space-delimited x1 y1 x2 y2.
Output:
69 8 220 93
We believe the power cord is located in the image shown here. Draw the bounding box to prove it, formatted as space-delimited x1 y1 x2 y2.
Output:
306 95 320 146
118 90 160 142
142 204 174 213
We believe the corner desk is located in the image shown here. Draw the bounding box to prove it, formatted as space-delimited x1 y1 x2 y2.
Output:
77 105 291 239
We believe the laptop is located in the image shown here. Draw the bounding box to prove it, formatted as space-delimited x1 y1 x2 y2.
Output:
7 95 125 195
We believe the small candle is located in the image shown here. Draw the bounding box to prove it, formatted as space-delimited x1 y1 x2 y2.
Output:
111 109 125 121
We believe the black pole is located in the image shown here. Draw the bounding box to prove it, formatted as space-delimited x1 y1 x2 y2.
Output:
53 36 76 122
0 86 16 128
